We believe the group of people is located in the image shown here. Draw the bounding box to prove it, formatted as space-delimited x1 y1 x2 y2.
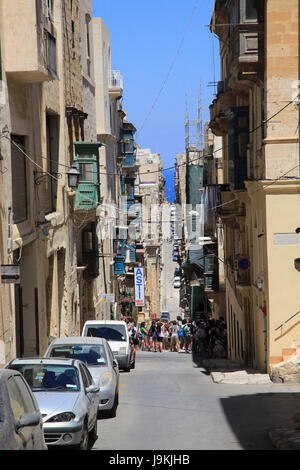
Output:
123 316 228 358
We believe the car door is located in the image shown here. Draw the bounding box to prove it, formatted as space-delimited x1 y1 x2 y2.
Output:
79 364 98 429
6 375 37 450
13 375 45 450
106 343 119 390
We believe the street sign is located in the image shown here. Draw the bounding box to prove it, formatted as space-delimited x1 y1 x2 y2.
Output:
134 267 145 307
1 265 20 284
102 293 115 303
238 257 250 271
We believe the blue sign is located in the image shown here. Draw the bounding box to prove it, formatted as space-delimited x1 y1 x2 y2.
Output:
134 267 145 307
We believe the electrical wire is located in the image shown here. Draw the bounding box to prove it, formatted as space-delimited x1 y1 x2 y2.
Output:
1 90 299 219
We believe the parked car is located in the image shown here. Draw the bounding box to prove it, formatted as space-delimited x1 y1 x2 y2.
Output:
82 320 133 372
174 276 181 288
5 357 99 450
44 337 119 418
174 267 181 277
173 254 179 262
0 369 47 450
161 311 170 322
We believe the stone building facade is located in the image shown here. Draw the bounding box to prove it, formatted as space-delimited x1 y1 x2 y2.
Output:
210 0 300 373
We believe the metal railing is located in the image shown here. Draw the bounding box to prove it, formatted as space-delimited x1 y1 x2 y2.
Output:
275 310 300 331
110 70 123 89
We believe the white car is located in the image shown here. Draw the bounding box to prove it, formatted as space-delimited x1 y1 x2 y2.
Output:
174 276 181 288
82 320 132 372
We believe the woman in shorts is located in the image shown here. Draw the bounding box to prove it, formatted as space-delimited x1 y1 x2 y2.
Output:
170 321 180 352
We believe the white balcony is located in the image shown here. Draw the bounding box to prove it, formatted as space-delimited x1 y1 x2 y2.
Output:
109 71 123 99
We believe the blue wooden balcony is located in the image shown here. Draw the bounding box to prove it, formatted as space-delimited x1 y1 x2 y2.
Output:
122 154 135 168
114 256 125 275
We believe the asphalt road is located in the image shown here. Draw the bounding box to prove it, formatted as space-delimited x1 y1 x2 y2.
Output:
93 350 300 451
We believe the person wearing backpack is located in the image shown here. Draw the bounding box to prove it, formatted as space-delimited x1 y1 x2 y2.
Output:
178 323 185 351
182 319 192 353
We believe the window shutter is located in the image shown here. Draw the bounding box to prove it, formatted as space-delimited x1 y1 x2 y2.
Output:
11 138 27 223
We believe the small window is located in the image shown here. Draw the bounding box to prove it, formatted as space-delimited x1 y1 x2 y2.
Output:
14 376 37 413
245 0 258 21
79 364 89 388
7 376 26 421
79 163 94 182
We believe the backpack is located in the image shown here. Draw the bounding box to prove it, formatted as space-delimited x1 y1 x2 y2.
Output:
178 327 184 338
183 324 191 336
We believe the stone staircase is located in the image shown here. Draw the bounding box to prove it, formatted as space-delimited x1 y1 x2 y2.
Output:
270 340 300 383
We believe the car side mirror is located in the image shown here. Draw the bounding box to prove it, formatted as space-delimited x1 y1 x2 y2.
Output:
86 384 100 394
15 413 40 432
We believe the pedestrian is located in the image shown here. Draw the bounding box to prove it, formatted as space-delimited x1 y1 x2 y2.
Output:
182 319 192 353
140 322 150 351
194 321 206 356
129 321 139 351
163 322 170 350
170 320 180 352
178 321 185 351
156 321 164 352
148 320 155 350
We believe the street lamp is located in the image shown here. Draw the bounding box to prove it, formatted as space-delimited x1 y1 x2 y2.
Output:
67 163 80 189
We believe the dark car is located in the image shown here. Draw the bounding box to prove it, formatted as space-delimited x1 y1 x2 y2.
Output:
174 268 181 277
0 369 47 450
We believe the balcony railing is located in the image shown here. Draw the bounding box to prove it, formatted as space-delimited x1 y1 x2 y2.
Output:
109 71 123 98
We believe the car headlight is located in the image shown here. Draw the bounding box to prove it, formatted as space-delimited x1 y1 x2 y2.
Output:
47 412 75 423
119 347 127 354
100 372 112 387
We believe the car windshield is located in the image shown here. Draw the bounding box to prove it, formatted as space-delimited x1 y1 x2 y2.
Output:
86 325 126 342
9 364 80 392
49 344 107 366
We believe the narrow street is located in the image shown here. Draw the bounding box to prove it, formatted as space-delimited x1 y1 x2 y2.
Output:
93 351 300 451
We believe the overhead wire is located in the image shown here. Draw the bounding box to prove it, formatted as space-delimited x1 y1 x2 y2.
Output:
135 0 201 142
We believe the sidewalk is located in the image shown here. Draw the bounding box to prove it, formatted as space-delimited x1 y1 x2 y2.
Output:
200 357 300 450
201 358 272 384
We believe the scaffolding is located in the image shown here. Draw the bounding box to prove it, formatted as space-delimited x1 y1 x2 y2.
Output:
185 81 205 166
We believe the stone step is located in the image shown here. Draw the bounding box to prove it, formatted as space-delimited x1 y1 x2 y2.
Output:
270 356 283 368
282 348 296 361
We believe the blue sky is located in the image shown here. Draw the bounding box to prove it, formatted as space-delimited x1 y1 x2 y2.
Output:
92 0 220 200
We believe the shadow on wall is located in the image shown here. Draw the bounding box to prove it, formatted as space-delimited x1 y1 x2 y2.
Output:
219 392 300 450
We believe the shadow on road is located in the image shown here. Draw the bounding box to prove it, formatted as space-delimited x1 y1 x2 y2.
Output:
219 392 300 450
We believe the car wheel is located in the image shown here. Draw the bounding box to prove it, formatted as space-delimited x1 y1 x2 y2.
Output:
88 419 98 449
107 392 119 418
77 421 89 450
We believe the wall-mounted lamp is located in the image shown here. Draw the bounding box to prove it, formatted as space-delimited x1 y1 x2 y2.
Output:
67 163 80 189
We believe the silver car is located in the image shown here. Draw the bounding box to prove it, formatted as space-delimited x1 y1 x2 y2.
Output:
44 337 120 417
0 369 47 450
5 357 99 449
